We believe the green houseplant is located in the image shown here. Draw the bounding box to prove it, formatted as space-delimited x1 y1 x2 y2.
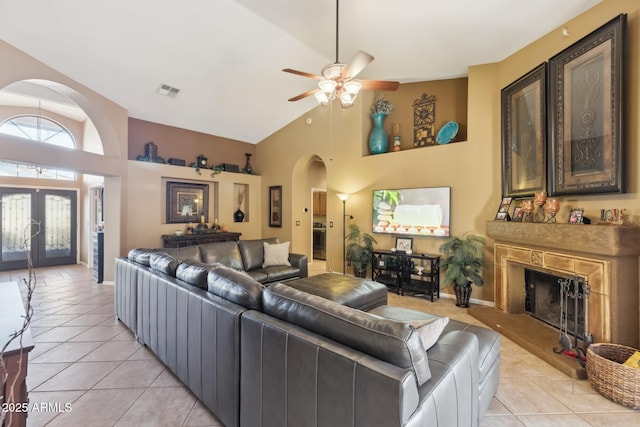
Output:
439 233 486 308
345 223 377 278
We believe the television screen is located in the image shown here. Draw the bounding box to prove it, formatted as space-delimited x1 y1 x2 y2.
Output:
372 187 450 237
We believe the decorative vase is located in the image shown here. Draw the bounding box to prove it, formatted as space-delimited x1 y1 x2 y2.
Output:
244 153 253 173
368 113 389 154
234 208 245 223
454 282 472 308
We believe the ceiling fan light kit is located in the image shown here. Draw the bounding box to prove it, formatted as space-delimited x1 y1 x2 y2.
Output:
284 0 398 110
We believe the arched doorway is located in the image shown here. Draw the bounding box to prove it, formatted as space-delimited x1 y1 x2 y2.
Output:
0 80 105 271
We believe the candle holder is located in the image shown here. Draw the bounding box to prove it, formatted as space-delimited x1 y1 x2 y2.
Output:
519 200 534 222
544 199 559 223
533 191 547 223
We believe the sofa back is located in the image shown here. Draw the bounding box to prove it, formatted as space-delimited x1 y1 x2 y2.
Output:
135 266 244 427
237 237 278 270
262 283 431 386
199 241 244 270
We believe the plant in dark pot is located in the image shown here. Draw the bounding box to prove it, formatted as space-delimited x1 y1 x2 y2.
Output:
345 223 377 278
439 233 486 308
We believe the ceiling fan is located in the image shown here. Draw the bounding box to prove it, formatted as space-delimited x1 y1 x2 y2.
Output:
283 0 399 109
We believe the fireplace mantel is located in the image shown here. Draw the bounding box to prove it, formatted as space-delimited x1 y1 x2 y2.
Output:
486 221 640 257
486 221 640 348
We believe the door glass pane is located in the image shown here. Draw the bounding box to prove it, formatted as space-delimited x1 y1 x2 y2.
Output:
1 193 31 262
45 194 71 258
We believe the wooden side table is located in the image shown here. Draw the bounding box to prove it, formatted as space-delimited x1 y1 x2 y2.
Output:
162 232 241 248
1 282 34 427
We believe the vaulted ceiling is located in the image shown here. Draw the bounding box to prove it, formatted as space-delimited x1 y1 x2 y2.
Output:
0 0 602 144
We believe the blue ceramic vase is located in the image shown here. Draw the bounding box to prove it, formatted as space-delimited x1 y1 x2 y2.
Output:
369 113 389 154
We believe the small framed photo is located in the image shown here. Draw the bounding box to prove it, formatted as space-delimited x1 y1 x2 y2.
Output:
512 207 524 222
495 211 509 221
377 258 387 268
495 197 512 221
569 208 584 224
395 237 413 252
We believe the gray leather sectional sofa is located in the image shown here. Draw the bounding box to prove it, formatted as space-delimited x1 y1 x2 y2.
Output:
114 239 501 427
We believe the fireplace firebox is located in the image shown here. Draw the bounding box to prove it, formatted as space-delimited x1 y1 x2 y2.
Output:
525 269 585 341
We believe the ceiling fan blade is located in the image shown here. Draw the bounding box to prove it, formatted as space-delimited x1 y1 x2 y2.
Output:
288 88 319 102
282 68 322 80
358 79 400 91
341 51 374 80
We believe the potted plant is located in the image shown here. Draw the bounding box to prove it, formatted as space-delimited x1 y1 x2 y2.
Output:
439 233 486 308
345 223 377 278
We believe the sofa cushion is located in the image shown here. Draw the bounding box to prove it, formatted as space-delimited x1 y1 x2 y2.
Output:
263 283 431 386
207 266 265 310
127 248 157 266
149 252 181 276
238 238 278 271
262 241 291 267
176 259 223 289
367 305 449 351
161 245 202 262
199 241 244 270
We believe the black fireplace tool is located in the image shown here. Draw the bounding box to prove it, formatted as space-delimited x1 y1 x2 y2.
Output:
553 276 592 368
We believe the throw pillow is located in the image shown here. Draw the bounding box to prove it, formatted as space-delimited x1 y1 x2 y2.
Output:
262 241 291 267
408 316 450 351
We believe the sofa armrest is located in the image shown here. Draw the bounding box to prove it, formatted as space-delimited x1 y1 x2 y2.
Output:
288 253 308 278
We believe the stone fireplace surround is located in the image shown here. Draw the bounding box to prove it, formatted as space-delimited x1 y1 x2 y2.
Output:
477 222 640 377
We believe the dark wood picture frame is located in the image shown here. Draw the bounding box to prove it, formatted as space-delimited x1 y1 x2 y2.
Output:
269 185 282 227
395 237 413 252
166 181 209 224
569 208 585 224
495 197 513 221
501 63 547 198
548 14 627 196
512 207 524 222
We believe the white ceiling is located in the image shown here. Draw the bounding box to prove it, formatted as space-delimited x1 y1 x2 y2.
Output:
0 0 602 144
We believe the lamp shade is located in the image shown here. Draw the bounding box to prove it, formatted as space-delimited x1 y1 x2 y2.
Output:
337 193 349 202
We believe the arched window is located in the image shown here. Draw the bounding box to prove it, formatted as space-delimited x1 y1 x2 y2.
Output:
0 115 76 180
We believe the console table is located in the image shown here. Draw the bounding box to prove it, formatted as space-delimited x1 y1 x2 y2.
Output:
1 282 34 427
371 250 440 301
162 232 241 248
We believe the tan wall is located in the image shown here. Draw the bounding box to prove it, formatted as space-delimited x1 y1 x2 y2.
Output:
124 160 262 251
128 118 256 170
0 39 128 280
256 0 640 303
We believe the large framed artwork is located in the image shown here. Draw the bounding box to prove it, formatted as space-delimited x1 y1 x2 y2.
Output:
548 14 627 196
501 63 547 198
269 185 282 227
166 181 209 224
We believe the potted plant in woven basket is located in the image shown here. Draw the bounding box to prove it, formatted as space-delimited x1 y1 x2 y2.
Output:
439 233 486 307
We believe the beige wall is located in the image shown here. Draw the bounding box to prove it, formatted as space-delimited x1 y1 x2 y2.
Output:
0 40 128 280
128 118 256 168
256 0 640 303
124 161 262 251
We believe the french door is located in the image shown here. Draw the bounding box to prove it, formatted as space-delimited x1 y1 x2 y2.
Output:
0 188 77 271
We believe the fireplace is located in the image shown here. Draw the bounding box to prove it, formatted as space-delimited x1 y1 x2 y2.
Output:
525 270 585 341
479 222 640 378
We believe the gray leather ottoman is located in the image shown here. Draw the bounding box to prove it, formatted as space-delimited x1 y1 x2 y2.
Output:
285 273 388 311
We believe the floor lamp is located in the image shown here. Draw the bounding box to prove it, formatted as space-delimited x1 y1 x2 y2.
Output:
337 193 350 275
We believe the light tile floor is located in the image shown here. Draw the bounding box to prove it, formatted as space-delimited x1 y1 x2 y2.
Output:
0 261 637 426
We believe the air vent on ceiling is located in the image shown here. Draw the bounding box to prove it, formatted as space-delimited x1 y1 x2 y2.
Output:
156 84 180 97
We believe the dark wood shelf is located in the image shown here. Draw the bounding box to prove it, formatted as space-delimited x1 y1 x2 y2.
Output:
371 250 441 301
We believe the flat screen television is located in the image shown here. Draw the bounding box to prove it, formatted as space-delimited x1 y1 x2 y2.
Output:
372 187 450 237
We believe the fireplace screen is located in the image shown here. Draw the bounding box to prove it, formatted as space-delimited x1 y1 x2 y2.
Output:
525 269 586 340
